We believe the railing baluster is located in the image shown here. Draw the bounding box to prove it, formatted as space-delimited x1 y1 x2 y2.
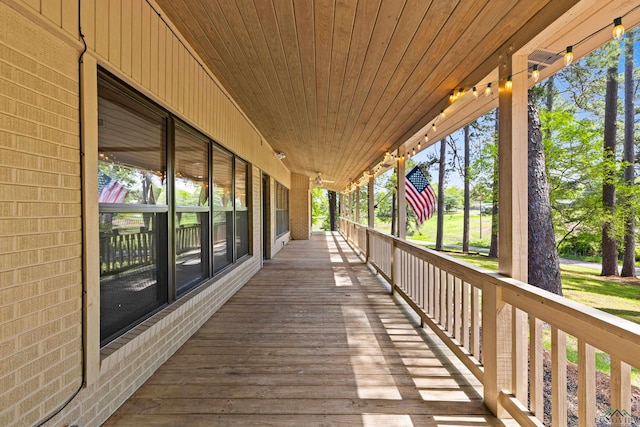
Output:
577 339 595 427
428 263 434 317
512 306 527 402
529 315 543 420
434 267 441 324
471 286 480 361
447 273 454 335
610 355 631 415
452 277 459 340
439 269 445 326
551 326 567 427
462 281 470 350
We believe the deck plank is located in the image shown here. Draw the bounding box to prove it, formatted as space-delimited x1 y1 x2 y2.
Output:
104 232 505 426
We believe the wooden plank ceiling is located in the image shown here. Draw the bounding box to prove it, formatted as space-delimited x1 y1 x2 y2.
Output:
154 0 582 191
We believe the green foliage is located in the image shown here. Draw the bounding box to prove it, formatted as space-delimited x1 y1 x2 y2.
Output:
312 187 329 229
444 187 463 211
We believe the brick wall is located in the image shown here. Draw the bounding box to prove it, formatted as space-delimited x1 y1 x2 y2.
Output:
290 172 311 240
0 3 83 425
46 257 261 427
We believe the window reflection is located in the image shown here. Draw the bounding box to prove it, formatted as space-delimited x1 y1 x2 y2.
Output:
235 158 249 258
175 124 209 293
213 146 233 273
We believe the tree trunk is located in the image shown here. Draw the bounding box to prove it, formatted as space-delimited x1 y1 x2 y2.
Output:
436 139 446 251
489 109 499 258
528 99 562 295
622 30 636 277
463 125 470 253
601 64 619 276
328 191 337 231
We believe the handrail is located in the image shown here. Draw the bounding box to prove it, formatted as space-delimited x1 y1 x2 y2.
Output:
339 217 640 424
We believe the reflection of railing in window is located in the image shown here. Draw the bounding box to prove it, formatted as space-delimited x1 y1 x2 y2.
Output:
101 224 203 274
176 224 201 255
100 227 155 275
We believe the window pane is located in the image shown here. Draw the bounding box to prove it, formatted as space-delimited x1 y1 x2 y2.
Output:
175 124 210 292
98 79 166 205
99 212 167 344
212 146 233 273
176 212 209 293
235 158 249 258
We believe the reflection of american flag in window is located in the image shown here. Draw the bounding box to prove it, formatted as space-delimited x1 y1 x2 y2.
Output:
405 166 437 225
98 170 127 203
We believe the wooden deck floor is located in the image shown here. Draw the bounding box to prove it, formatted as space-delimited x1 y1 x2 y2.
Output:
104 232 508 426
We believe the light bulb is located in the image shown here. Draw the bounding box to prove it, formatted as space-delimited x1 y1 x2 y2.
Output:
412 148 416 156
423 134 428 144
564 46 573 66
432 123 436 132
457 88 464 98
484 83 492 97
440 110 445 120
531 64 540 82
613 17 624 40
449 91 455 102
505 76 512 91
472 86 478 98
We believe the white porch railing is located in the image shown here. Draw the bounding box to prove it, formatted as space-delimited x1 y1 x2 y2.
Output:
339 217 640 426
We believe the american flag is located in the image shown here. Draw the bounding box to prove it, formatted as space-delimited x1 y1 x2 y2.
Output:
98 170 127 203
405 166 437 224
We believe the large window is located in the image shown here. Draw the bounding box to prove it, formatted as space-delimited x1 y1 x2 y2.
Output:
276 181 289 237
98 71 252 345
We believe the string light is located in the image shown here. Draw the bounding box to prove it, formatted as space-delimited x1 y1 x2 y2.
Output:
613 17 625 40
564 46 574 66
348 7 640 195
531 64 540 82
484 82 492 97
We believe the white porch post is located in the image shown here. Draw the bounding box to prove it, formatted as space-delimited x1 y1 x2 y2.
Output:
397 150 406 239
483 54 528 417
355 185 361 224
368 174 375 229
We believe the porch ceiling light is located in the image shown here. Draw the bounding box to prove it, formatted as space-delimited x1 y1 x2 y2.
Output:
277 152 286 160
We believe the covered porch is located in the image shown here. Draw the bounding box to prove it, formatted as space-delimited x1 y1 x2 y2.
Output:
104 232 507 426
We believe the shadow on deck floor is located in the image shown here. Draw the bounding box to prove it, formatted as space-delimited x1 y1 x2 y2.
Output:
104 232 508 426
